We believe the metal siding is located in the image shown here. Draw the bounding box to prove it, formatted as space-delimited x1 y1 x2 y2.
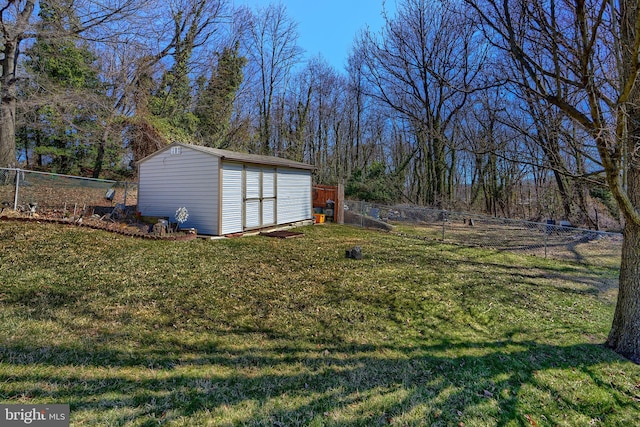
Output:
137 146 218 235
245 167 261 199
262 168 276 225
244 166 261 229
263 169 275 198
277 169 312 224
221 163 243 234
245 199 261 228
263 198 275 225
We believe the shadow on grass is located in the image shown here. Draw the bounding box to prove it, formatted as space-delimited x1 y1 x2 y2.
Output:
390 243 619 299
0 224 633 425
1 335 637 426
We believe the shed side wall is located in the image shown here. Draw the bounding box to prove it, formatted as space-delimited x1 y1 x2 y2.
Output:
138 147 219 235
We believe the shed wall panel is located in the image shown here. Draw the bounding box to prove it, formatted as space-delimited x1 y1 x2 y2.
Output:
220 163 243 235
263 198 275 225
245 199 261 228
245 167 261 199
263 169 275 198
262 168 276 226
277 169 312 224
138 147 218 234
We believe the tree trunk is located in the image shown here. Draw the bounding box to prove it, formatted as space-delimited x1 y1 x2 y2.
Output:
92 141 106 179
552 170 572 220
0 94 16 167
606 219 640 363
0 0 35 167
0 42 18 167
93 122 113 179
607 63 640 362
606 0 640 362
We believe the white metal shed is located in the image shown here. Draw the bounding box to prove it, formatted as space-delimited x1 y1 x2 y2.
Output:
137 143 315 235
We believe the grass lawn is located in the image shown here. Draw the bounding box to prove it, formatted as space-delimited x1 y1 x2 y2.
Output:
390 222 623 269
0 221 638 426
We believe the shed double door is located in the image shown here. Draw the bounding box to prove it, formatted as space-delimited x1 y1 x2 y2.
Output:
244 167 276 229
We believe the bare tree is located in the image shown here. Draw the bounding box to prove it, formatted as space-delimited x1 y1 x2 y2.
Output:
273 61 313 162
459 88 527 217
300 57 344 182
244 3 302 155
357 0 485 207
466 0 640 362
346 44 371 175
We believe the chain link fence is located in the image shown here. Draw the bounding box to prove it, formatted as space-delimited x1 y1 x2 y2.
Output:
0 168 137 218
345 200 622 267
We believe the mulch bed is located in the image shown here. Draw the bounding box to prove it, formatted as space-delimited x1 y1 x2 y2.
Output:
0 214 198 241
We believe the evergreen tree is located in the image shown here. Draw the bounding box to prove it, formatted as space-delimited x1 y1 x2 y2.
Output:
146 8 205 142
195 42 247 148
148 57 199 139
19 1 106 174
345 161 403 204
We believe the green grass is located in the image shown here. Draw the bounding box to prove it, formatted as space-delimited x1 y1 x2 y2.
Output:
0 221 638 426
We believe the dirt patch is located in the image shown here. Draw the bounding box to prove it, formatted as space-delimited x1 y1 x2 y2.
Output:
259 230 304 239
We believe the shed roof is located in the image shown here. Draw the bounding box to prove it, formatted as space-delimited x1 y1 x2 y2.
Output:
139 142 316 170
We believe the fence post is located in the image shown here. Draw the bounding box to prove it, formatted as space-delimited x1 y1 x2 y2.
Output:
13 168 20 210
336 183 344 224
442 211 446 240
544 229 548 258
123 181 128 207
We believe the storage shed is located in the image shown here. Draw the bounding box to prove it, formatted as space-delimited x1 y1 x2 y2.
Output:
137 143 315 236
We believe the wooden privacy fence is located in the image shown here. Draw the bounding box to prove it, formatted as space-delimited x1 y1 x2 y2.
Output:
312 184 344 224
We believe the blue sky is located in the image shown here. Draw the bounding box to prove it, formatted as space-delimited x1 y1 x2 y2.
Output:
234 0 390 70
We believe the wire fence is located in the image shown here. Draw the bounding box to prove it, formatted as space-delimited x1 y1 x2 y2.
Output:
345 200 623 268
0 168 137 218
0 171 623 268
